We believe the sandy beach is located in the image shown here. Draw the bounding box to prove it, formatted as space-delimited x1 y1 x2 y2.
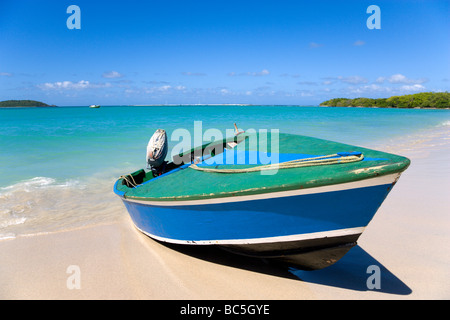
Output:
1 126 449 300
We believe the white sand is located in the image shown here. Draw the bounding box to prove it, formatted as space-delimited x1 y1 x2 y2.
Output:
1 126 449 300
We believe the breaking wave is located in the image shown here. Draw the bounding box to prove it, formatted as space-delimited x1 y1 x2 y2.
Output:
0 175 125 240
369 119 450 156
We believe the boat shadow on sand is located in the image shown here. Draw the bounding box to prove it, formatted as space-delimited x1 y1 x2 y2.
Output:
161 242 412 295
288 245 412 295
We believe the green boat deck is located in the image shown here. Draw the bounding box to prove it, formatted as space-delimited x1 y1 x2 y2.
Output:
115 133 410 202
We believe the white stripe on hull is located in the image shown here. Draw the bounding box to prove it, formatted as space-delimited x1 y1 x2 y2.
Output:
124 173 400 207
133 225 365 246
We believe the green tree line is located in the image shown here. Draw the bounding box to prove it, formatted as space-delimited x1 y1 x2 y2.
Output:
320 92 450 109
0 100 52 107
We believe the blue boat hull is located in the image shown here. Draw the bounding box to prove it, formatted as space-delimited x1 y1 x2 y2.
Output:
117 173 399 270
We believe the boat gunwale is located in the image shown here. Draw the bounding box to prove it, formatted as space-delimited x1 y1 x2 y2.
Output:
114 133 410 202
115 171 404 204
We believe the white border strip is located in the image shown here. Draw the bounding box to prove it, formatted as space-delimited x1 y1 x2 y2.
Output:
134 225 365 245
125 173 400 206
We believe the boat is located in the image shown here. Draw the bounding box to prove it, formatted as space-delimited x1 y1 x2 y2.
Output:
114 128 410 270
89 104 100 108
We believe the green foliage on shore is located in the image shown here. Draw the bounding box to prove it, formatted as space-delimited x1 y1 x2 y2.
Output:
320 92 450 109
0 100 53 107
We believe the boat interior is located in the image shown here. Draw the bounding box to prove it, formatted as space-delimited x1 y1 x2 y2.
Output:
120 133 247 188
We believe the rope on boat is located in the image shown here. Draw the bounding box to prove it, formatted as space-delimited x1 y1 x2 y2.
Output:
189 152 364 173
120 174 138 187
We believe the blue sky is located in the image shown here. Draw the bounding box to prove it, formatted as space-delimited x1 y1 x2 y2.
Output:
1 0 449 105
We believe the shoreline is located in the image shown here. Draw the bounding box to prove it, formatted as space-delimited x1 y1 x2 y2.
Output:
2 104 449 109
0 125 449 299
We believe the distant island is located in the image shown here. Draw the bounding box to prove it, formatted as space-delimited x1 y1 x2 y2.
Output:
320 92 450 109
0 100 56 107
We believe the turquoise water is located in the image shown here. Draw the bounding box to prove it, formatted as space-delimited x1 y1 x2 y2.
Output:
1 105 449 238
2 105 449 187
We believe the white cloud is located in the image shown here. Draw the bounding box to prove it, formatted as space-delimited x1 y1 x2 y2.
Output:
297 90 314 97
143 80 170 85
228 69 270 76
320 75 368 85
280 73 301 78
400 84 425 92
377 74 427 84
297 81 318 86
38 80 111 90
182 72 207 76
353 40 365 46
157 85 171 92
0 72 13 77
345 82 427 95
102 71 123 78
347 84 391 94
309 42 323 48
40 80 89 89
145 85 173 93
389 74 410 83
125 84 188 95
339 75 368 84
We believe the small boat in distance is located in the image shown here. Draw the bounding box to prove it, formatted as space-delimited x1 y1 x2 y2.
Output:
114 128 410 270
89 104 100 108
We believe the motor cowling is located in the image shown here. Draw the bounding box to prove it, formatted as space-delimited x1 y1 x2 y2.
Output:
146 129 168 169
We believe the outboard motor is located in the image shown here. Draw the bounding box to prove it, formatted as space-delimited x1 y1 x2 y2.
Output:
146 129 168 176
